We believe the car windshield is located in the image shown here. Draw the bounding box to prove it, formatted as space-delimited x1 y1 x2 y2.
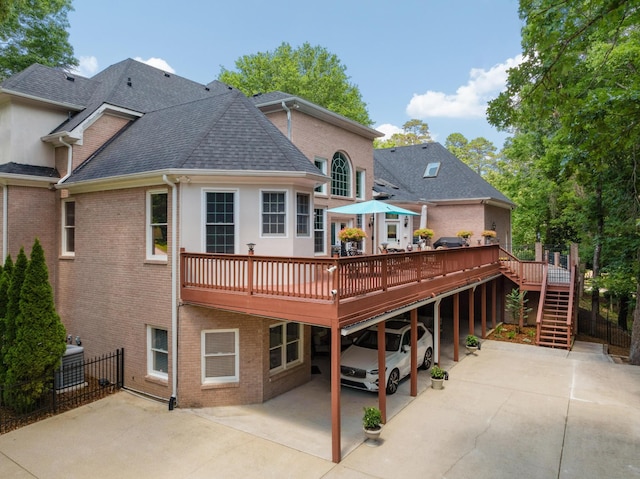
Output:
354 330 401 352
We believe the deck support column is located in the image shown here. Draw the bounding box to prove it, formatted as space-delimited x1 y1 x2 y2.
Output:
410 308 418 397
453 293 459 362
481 282 487 338
331 324 341 463
434 300 441 365
377 322 387 423
468 289 475 336
491 280 497 329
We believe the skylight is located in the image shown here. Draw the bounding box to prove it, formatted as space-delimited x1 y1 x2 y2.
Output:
423 162 441 178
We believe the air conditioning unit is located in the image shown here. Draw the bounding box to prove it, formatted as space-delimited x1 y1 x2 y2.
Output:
55 345 85 390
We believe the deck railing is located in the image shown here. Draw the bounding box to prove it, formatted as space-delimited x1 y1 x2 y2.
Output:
181 245 501 302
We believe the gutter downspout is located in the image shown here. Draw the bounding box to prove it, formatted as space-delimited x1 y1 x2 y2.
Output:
57 137 73 185
281 101 292 140
162 175 178 409
2 185 6 261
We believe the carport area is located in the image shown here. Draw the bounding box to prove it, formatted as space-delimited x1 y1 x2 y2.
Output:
190 343 456 460
190 281 498 462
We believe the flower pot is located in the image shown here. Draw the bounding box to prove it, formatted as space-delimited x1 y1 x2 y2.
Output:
431 377 444 389
364 425 382 442
466 345 478 354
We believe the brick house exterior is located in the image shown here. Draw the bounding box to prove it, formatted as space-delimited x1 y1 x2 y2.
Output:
0 59 383 407
0 59 514 411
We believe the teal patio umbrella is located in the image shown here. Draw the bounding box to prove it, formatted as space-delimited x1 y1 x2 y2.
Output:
327 200 419 216
328 200 419 252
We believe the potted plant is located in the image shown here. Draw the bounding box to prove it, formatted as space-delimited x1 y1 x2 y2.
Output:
481 230 497 244
456 230 473 246
430 365 447 390
465 334 480 352
362 406 383 441
338 227 367 243
413 228 434 240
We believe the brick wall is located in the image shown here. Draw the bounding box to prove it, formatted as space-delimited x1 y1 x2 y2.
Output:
178 305 311 407
2 185 57 279
72 115 131 170
55 186 173 400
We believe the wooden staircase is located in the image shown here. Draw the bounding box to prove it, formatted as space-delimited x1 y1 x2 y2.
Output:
537 289 572 349
499 248 577 351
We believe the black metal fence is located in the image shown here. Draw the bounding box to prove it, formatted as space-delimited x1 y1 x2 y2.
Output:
577 315 631 349
0 348 124 434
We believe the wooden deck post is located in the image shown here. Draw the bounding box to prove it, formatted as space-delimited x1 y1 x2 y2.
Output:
377 322 387 423
410 308 418 397
453 293 459 362
331 324 341 463
481 282 487 338
468 289 475 336
491 280 497 329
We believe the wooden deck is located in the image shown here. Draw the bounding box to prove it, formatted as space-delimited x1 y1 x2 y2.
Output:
180 245 503 328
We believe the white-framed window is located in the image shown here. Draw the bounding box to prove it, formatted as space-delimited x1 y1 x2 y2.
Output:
147 190 168 260
314 208 326 254
147 326 168 380
62 199 75 256
356 169 366 199
314 157 328 194
269 322 302 373
262 191 286 236
296 193 310 237
202 329 239 384
331 152 351 197
205 191 236 253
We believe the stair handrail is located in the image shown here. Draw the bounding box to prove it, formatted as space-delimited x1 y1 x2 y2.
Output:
566 263 577 347
535 263 549 345
499 247 523 285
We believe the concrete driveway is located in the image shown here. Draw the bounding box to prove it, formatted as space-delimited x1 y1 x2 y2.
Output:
0 340 638 478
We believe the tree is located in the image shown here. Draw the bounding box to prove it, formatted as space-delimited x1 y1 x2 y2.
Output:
444 133 497 176
0 0 77 80
219 42 371 126
486 0 640 363
4 239 66 411
374 119 432 148
505 288 533 332
0 249 25 387
0 255 13 380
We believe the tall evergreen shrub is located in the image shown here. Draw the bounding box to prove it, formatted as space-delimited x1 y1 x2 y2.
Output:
4 239 66 411
0 255 13 385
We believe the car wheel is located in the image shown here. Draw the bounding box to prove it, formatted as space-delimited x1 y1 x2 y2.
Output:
421 347 433 370
386 368 400 395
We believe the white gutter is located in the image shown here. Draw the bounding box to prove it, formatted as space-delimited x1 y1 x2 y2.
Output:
281 101 292 140
162 174 178 409
2 185 6 261
57 137 73 185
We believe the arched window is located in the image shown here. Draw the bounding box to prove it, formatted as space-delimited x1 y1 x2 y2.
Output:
331 152 351 197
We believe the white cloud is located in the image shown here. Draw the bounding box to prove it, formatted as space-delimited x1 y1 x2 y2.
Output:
375 123 403 139
406 55 523 119
71 56 99 77
134 57 176 74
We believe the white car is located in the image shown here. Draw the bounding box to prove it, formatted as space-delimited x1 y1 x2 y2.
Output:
340 320 434 395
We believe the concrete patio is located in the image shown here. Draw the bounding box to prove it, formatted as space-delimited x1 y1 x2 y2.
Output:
0 340 638 479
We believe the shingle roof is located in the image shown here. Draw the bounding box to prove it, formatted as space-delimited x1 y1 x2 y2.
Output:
0 162 59 178
373 143 514 205
2 60 323 184
57 59 221 133
67 88 321 183
0 63 97 107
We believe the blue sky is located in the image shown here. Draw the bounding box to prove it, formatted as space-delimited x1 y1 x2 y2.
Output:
68 0 523 149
